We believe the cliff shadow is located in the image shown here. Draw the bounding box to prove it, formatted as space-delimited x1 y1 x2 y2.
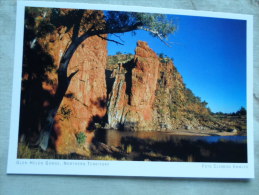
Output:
105 69 115 98
19 25 57 145
120 136 247 162
123 59 135 105
87 97 108 131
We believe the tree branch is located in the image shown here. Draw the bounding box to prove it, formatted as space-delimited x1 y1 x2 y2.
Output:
112 33 125 43
97 34 124 45
77 22 143 44
68 69 79 81
58 22 145 83
72 10 84 41
137 26 172 47
58 35 88 81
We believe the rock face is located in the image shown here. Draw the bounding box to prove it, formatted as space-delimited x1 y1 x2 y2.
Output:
153 58 210 130
107 41 160 130
53 35 107 155
33 10 107 155
107 41 217 131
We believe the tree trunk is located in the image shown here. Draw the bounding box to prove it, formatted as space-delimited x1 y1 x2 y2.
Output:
38 108 59 150
37 28 88 149
36 21 143 150
38 78 70 150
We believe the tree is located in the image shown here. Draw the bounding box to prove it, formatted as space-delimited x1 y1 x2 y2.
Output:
25 8 176 150
159 53 164 58
235 107 247 116
201 100 208 107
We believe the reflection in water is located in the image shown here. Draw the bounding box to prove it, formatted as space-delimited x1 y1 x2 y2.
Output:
93 129 247 162
95 129 246 146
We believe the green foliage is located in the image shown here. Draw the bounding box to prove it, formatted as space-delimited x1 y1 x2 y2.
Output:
235 107 247 115
26 7 177 50
169 103 177 113
207 107 212 114
157 107 165 115
106 11 176 42
161 58 170 63
159 53 164 58
158 53 171 63
169 103 178 119
108 54 134 67
201 100 208 107
214 107 246 116
133 13 176 39
185 88 203 105
26 8 176 42
76 132 86 145
25 7 55 38
169 88 183 106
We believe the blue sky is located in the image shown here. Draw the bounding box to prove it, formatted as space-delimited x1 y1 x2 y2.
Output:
107 14 247 113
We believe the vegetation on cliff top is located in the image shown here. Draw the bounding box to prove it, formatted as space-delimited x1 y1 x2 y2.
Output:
107 53 247 134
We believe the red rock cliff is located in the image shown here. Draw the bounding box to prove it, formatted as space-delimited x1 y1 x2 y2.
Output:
37 12 107 155
107 41 160 130
55 35 107 155
107 41 213 132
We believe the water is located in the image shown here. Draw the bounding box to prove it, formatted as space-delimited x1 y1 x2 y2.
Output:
93 129 247 162
94 129 247 146
200 135 246 143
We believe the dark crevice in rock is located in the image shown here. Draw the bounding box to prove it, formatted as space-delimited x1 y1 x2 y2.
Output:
123 59 135 105
105 69 115 99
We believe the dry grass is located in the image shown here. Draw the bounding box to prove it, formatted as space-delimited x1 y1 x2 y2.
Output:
92 155 117 160
18 143 56 159
17 143 119 160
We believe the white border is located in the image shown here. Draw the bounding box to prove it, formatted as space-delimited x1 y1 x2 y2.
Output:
7 1 254 178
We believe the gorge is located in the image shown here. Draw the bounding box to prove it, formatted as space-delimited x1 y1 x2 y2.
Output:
18 8 247 161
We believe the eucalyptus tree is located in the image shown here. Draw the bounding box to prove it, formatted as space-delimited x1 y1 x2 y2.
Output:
25 7 176 150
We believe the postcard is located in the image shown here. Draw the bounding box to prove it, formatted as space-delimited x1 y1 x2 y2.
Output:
7 1 254 178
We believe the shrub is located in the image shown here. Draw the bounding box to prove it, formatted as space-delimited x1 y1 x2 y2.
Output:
169 103 177 113
76 132 86 145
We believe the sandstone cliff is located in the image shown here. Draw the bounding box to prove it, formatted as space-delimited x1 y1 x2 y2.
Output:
20 9 107 155
106 41 229 131
107 41 160 130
